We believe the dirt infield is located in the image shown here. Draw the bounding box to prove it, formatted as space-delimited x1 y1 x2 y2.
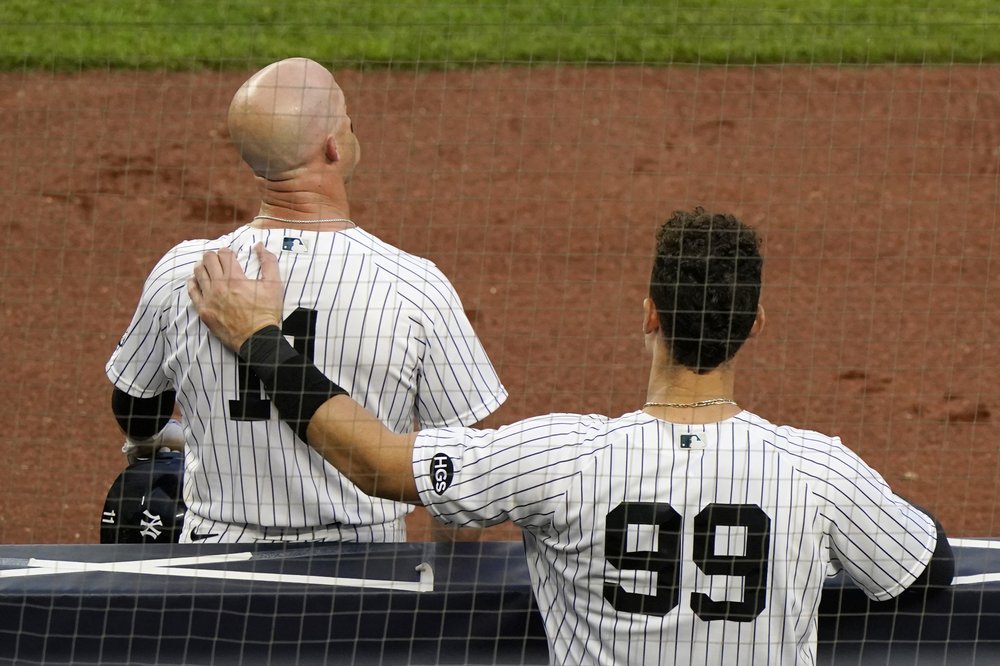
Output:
1 65 997 543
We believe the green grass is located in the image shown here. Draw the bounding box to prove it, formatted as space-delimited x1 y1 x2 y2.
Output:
0 0 997 70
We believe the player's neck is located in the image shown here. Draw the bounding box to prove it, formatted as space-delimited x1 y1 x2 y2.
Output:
251 193 353 230
252 171 354 227
643 361 741 424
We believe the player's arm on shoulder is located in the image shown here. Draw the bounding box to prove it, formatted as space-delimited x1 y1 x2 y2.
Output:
111 388 184 464
307 397 419 502
237 328 419 502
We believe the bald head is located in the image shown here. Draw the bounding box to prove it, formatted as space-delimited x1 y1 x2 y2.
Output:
228 58 351 179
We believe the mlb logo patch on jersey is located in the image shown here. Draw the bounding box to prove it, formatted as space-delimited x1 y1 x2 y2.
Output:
281 237 309 254
678 433 707 450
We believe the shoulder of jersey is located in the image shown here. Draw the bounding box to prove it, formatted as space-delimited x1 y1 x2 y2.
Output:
155 236 231 266
142 238 212 282
733 411 848 468
496 411 611 434
347 229 453 283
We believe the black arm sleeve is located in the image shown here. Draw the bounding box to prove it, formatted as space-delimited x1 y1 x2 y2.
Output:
898 501 955 597
239 326 347 441
110 387 176 439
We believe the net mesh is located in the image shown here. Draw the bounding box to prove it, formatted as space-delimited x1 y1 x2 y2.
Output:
0 2 996 664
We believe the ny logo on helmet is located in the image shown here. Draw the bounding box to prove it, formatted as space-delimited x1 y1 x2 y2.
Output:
139 509 164 539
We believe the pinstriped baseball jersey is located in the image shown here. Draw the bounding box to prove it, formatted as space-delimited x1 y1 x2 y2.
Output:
107 224 507 542
413 409 936 665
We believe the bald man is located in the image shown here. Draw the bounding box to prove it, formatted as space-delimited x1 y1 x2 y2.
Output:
106 58 507 544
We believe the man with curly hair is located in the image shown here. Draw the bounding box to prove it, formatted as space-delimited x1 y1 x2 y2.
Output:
188 207 953 664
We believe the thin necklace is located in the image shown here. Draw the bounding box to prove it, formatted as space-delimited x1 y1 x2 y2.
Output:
643 398 738 409
253 214 356 227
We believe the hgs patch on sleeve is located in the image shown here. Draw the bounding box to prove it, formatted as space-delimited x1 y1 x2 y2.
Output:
429 453 455 495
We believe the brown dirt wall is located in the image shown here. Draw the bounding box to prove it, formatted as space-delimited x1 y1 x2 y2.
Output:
1 64 997 543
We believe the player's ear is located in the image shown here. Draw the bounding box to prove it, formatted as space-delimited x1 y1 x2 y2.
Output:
324 135 340 164
643 297 660 335
749 304 766 338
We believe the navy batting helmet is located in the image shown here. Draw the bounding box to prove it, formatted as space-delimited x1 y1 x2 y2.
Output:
100 451 186 544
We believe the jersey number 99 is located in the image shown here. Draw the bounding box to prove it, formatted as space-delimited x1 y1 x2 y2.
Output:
603 502 771 621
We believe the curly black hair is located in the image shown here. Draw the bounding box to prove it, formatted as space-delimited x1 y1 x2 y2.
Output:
649 207 763 374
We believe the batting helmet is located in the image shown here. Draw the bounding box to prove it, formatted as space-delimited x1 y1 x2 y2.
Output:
100 451 186 544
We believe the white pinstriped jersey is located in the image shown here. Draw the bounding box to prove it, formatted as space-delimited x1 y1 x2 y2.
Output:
413 409 936 665
107 225 507 542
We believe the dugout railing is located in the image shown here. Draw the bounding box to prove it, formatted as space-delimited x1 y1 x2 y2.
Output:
1 540 997 665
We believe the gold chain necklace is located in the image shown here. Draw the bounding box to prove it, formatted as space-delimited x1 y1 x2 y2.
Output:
643 398 738 409
253 214 356 226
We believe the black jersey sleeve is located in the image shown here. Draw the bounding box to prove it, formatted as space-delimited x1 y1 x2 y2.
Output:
111 387 177 439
